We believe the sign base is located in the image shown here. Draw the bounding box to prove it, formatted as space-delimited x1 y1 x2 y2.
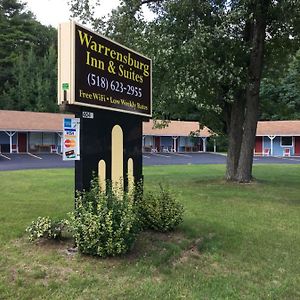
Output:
74 107 144 192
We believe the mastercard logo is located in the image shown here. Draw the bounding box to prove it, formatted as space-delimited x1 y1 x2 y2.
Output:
64 139 76 148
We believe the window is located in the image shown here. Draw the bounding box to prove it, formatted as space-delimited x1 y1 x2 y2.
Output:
43 133 55 145
29 132 42 146
281 136 293 147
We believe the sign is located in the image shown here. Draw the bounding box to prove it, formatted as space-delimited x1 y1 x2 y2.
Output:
82 111 94 119
58 21 152 117
63 118 80 160
62 83 69 90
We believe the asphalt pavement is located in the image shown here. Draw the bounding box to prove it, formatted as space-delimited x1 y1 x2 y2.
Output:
0 152 300 171
0 153 74 171
143 152 227 165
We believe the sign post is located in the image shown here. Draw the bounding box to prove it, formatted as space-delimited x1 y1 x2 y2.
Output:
58 21 152 192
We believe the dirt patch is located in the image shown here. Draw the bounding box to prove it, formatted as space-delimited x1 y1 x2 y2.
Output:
11 236 74 252
9 268 18 282
9 230 188 266
140 230 186 244
36 237 74 248
172 238 203 266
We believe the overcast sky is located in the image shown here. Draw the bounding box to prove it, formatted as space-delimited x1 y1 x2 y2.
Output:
25 0 155 28
25 0 121 28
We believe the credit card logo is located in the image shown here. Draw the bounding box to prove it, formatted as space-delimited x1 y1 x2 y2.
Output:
64 139 76 148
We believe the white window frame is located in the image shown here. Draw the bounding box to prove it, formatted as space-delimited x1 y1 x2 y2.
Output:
280 136 293 147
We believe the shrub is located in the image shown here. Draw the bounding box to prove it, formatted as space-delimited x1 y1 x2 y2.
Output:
26 216 68 242
70 178 140 257
139 184 184 232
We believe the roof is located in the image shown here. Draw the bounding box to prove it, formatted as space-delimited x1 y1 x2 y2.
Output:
257 120 300 136
0 110 213 137
143 119 213 137
0 110 73 132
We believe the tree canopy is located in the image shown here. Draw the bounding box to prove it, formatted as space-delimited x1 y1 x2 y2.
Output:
71 0 300 125
70 0 300 182
260 49 300 120
0 0 57 111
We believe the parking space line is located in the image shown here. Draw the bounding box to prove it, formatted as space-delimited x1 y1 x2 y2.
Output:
171 153 192 157
143 155 151 158
0 153 11 160
151 153 171 158
27 152 42 160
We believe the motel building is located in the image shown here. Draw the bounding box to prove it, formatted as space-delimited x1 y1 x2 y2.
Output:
254 120 300 156
0 110 70 154
1 110 299 156
142 119 212 153
0 110 213 154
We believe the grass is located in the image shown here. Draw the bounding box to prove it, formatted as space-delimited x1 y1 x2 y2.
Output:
0 165 299 299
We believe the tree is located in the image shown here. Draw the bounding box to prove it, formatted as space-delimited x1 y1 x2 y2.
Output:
35 45 58 112
3 45 58 112
69 0 300 182
260 49 300 120
0 0 56 110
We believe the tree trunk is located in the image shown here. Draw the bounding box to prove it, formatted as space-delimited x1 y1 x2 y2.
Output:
236 1 269 183
226 99 245 180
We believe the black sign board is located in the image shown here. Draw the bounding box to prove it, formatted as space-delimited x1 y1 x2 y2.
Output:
58 21 152 117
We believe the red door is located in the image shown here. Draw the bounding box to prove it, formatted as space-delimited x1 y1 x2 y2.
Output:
255 136 263 154
295 136 300 155
154 137 160 151
18 133 27 152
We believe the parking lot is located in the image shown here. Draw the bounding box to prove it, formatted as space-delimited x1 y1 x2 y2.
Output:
0 153 74 171
143 152 227 165
1 152 300 171
143 152 300 165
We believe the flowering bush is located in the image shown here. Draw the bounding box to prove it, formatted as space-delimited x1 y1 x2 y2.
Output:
26 216 68 241
70 179 139 257
26 179 184 257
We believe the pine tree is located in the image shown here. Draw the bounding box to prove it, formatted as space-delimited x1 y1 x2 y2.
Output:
0 0 56 110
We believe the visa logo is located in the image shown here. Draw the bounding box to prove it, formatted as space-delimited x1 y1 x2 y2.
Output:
65 131 75 135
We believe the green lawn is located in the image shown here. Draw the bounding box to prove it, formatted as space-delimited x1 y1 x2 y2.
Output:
0 165 299 299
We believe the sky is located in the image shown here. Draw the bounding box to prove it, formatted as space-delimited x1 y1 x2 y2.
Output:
25 0 121 28
25 0 155 28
